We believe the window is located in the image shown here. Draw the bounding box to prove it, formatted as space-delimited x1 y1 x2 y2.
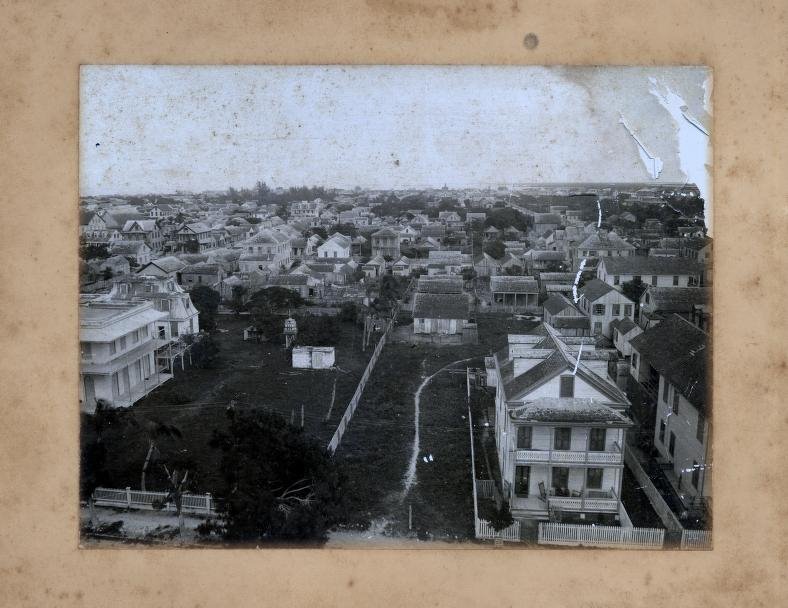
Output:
141 325 149 338
614 275 620 285
645 293 650 304
120 336 127 350
589 250 597 256
624 304 632 317
516 426 532 449
112 372 120 397
672 390 680 415
131 329 139 344
593 304 605 315
634 275 641 282
668 432 676 456
632 352 639 369
673 275 679 286
554 427 571 450
651 275 658 285
559 375 575 398
662 379 670 402
691 460 700 489
696 412 706 444
515 466 530 496
80 342 92 359
109 340 116 355
659 420 666 444
586 468 603 489
589 428 606 451
551 467 569 492
158 326 166 339
612 304 620 316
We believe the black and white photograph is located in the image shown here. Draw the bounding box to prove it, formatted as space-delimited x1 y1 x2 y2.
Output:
78 65 712 549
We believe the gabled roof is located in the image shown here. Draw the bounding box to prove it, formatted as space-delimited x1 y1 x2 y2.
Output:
139 256 186 274
490 276 538 294
500 323 629 405
412 292 469 320
543 293 579 315
417 276 464 294
644 286 709 311
600 256 704 276
320 233 352 249
578 278 616 302
629 314 709 410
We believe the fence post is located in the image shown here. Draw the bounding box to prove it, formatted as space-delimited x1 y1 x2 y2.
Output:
125 487 132 510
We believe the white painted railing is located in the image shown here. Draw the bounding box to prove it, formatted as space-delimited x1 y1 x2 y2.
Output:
514 443 623 465
538 522 664 549
680 529 712 550
92 487 216 515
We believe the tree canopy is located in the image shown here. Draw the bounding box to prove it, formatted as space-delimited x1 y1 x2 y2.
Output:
209 409 345 543
190 286 221 331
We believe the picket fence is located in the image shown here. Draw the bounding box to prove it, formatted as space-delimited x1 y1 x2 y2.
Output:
475 517 521 542
92 487 216 515
680 529 712 550
538 522 664 549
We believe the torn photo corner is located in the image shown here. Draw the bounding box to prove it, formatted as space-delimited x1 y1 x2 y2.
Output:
78 65 712 550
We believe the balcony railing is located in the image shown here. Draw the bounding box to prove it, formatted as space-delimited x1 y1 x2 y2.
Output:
515 442 623 465
548 488 619 512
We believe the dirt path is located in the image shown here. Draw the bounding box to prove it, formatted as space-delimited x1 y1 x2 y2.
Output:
401 357 475 500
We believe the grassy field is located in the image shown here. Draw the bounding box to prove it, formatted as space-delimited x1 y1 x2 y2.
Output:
86 309 539 537
332 313 539 537
89 314 374 494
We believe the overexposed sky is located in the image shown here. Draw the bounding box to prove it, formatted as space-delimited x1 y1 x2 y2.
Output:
80 66 711 197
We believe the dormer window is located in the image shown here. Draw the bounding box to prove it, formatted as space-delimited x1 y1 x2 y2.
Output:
559 375 575 398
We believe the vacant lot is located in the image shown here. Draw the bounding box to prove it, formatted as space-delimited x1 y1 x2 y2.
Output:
333 312 539 538
89 314 373 494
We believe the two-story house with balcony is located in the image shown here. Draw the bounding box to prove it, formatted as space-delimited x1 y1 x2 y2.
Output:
486 324 633 525
371 227 401 259
79 298 171 412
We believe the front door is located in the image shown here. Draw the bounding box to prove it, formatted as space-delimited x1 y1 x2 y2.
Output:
515 465 530 497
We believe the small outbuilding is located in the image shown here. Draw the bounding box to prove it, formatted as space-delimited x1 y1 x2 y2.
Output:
292 346 336 369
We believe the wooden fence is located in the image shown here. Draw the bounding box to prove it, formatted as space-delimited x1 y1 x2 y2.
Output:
538 522 665 549
475 517 521 542
326 301 402 453
624 447 684 533
681 529 712 550
92 487 216 515
475 479 496 499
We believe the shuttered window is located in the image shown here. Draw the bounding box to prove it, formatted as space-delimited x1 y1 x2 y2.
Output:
559 375 575 398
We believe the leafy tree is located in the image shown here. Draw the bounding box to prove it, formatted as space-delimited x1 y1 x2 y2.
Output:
190 286 221 331
461 267 477 283
246 216 262 224
209 409 345 543
488 501 515 532
484 208 532 231
249 287 305 313
255 180 271 204
296 315 340 346
378 275 401 306
229 285 248 315
338 302 359 324
189 334 220 368
622 277 646 306
329 223 357 238
182 239 200 254
309 227 328 240
79 237 110 261
483 239 505 260
504 265 523 276
101 267 114 281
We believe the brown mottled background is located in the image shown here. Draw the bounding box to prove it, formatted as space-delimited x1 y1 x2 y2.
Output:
0 1 786 606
